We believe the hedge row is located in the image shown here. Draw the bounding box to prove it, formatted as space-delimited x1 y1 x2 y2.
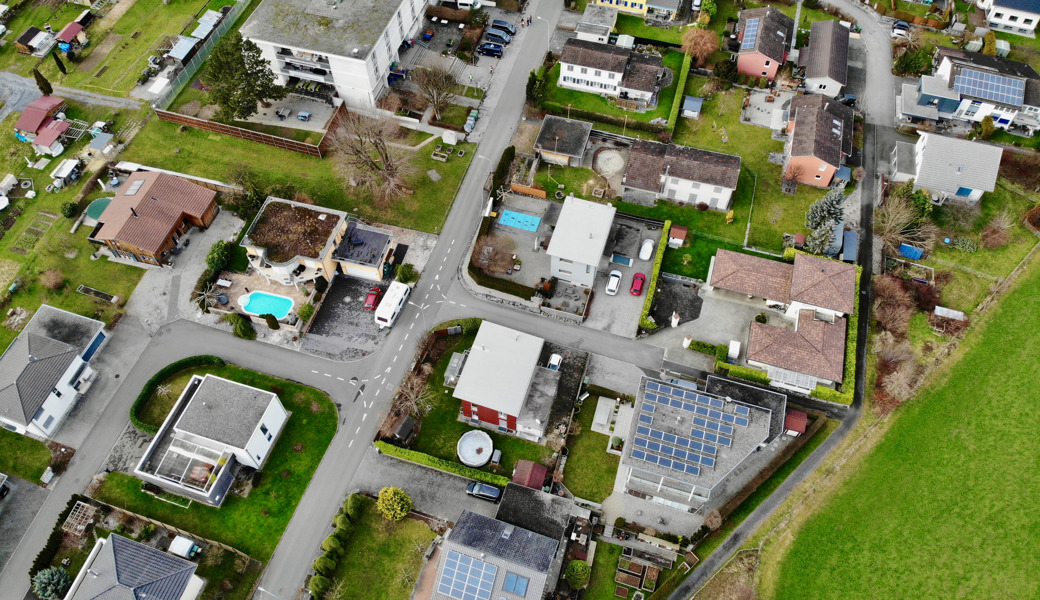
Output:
491 145 516 195
688 339 718 356
540 101 668 134
468 264 538 300
310 498 363 597
811 264 862 406
31 494 88 578
716 363 772 386
374 441 510 487
639 220 672 330
665 53 694 134
130 356 227 434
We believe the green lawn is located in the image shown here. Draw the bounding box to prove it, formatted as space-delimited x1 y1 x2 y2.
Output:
563 397 620 503
771 254 1040 599
662 234 774 281
93 364 337 560
587 542 624 600
0 2 80 74
615 14 684 44
417 331 554 476
0 428 52 482
119 117 475 233
989 129 1040 150
399 128 435 147
437 104 471 128
324 495 437 600
534 164 605 198
136 369 204 429
545 50 686 125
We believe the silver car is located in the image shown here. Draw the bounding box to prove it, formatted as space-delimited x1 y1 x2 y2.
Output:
605 270 623 296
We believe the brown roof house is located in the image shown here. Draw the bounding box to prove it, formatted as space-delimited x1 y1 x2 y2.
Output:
622 140 741 211
89 172 218 267
736 8 795 81
534 116 593 167
706 249 857 392
784 94 855 187
558 39 667 110
798 20 850 98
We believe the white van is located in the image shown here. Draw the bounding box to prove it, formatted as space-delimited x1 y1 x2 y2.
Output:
375 281 411 329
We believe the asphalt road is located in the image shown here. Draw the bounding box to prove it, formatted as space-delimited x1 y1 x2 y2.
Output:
0 71 143 122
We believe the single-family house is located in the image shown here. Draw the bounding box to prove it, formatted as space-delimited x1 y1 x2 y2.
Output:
798 20 849 97
241 0 426 109
784 94 855 187
431 511 560 600
135 374 289 506
890 133 1003 205
0 305 107 439
451 321 558 442
534 116 593 167
546 196 616 287
575 4 618 44
14 96 69 156
88 172 218 267
14 26 54 55
900 47 1040 133
558 39 666 109
735 8 795 81
62 534 204 600
242 197 394 287
591 0 648 19
622 140 741 211
706 250 857 391
977 0 1040 36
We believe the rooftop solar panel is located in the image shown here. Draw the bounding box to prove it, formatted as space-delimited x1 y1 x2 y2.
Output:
642 402 655 413
639 414 653 424
650 429 664 440
741 17 760 50
659 457 672 468
632 449 646 460
685 463 699 475
736 417 750 427
708 397 724 409
635 437 648 448
671 463 685 473
637 426 651 436
953 68 1025 106
722 414 736 424
735 405 750 416
439 551 497 600
663 433 676 444
648 440 661 452
720 423 734 435
647 381 660 391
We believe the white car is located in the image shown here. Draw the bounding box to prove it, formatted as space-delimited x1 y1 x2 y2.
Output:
605 270 623 296
639 239 655 261
548 354 563 370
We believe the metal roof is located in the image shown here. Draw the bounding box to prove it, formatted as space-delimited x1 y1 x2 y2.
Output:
546 196 616 266
447 510 559 573
452 322 543 417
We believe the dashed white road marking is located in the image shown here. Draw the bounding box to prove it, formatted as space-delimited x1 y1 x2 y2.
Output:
393 355 398 363
311 370 319 374
362 413 367 421
460 304 467 308
435 274 440 281
410 321 415 329
375 389 381 397
398 344 403 352
449 300 456 305
442 256 447 262
355 427 361 434
404 333 409 340
385 367 392 373
349 439 354 448
324 373 331 377
336 377 344 381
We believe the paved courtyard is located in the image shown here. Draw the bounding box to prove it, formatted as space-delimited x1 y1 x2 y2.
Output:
0 477 49 574
301 276 391 361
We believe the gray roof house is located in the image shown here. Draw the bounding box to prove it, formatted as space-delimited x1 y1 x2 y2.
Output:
798 20 849 97
623 140 742 211
890 133 1003 204
431 511 560 600
0 305 107 439
63 534 204 600
534 116 593 167
575 4 618 43
134 374 289 506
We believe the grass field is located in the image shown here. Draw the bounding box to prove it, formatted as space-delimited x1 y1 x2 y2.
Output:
661 235 773 281
324 495 437 600
93 364 336 560
0 428 52 482
587 542 624 600
562 398 620 503
615 14 684 44
119 117 475 233
769 254 1040 599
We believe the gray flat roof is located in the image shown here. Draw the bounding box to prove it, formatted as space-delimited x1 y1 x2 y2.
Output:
332 220 392 266
174 375 280 449
240 0 400 59
546 196 616 266
516 367 559 438
704 375 787 443
453 322 544 417
580 4 618 28
496 483 573 540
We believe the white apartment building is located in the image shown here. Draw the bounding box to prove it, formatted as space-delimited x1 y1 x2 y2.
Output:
977 0 1040 36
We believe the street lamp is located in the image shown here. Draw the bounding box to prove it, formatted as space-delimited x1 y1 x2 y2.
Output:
535 16 551 51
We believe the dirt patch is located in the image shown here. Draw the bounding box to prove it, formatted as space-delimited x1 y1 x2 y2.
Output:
998 150 1040 191
691 549 759 600
77 33 123 72
0 259 20 291
510 121 541 155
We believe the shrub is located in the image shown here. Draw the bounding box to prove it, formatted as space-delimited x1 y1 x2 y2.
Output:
468 265 537 299
492 145 516 194
261 313 280 330
298 303 315 323
30 495 87 577
718 363 771 385
334 525 351 541
715 343 728 362
32 567 71 600
397 263 419 284
980 222 1011 248
321 534 342 555
309 574 331 596
688 339 717 355
638 220 671 330
60 202 77 218
345 493 364 521
40 269 64 290
222 313 257 340
374 441 511 486
138 523 156 540
313 555 337 575
704 509 722 531
334 514 350 529
754 313 767 324
565 560 591 589
980 115 995 139
909 281 941 312
377 486 412 521
130 356 226 433
313 277 329 294
206 240 232 271
665 53 693 132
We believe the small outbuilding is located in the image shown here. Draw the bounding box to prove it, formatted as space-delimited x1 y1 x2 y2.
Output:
534 116 593 167
682 96 704 119
512 460 548 489
784 409 808 437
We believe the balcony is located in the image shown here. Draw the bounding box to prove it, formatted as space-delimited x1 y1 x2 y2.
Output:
277 49 330 67
278 60 335 84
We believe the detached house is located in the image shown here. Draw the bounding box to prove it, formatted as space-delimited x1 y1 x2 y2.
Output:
0 305 107 439
735 8 794 81
546 196 616 287
890 133 1003 205
622 140 741 211
63 535 204 600
798 20 849 97
558 39 666 109
592 0 649 19
534 116 593 167
784 94 855 187
977 0 1040 36
13 95 69 157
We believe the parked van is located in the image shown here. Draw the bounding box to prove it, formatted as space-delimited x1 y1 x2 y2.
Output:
477 42 503 58
375 281 411 329
491 19 516 35
485 28 511 45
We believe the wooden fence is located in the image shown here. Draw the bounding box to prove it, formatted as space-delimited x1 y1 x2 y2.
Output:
509 183 547 198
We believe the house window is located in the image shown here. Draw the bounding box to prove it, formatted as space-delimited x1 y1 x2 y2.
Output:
53 388 62 398
818 164 827 171
995 11 1004 17
764 60 771 66
1026 18 1034 24
1010 15 1019 21
586 265 592 273
256 454 262 462
580 67 588 74
567 64 574 71
43 416 54 430
819 84 827 90
503 573 530 596
595 70 601 76
956 186 973 196
815 174 822 180
714 186 723 193
560 269 572 275
761 71 768 76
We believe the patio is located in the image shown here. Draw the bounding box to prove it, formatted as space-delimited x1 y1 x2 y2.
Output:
742 89 796 129
243 95 337 133
211 270 313 322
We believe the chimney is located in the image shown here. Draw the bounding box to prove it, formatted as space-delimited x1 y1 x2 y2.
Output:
130 207 139 218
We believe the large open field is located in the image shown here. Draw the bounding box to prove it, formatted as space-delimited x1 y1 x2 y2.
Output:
767 254 1040 599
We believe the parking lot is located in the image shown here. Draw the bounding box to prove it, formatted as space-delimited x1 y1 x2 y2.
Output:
301 276 391 361
0 476 49 574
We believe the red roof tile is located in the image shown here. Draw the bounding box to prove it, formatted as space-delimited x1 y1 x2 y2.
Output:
14 96 64 133
709 249 793 303
790 254 856 314
512 460 548 489
747 310 846 382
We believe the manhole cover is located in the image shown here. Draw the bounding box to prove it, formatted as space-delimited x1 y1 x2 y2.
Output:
343 296 352 303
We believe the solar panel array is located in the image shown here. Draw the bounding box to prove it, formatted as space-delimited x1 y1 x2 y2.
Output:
953 69 1025 107
438 551 497 600
741 18 760 50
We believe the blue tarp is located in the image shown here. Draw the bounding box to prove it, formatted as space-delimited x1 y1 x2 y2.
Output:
898 243 924 260
835 165 852 181
842 230 858 262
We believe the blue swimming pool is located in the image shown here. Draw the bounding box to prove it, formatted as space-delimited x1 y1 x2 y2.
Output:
240 292 294 320
498 209 541 232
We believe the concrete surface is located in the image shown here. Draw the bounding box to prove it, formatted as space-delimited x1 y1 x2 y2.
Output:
0 477 50 575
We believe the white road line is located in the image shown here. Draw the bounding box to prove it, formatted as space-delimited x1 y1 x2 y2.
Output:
311 370 319 374
375 389 381 397
355 427 361 434
405 333 409 340
362 378 369 383
451 239 455 245
438 265 443 271
435 274 440 280
336 377 344 381
324 373 331 377
349 439 354 448
386 367 392 373
410 322 415 329
393 355 398 363
449 300 456 305
442 255 447 262
460 304 467 308
437 284 441 291
441 293 446 299
362 413 367 421
398 344 403 352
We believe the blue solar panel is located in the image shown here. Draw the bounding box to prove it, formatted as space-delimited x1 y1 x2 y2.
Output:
671 463 685 473
663 433 676 444
659 457 672 468
670 397 683 408
721 413 735 424
718 435 731 447
701 456 715 468
708 409 723 420
736 417 750 427
682 402 696 412
741 17 760 50
632 449 646 460
650 429 664 440
735 405 750 416
953 68 1025 107
708 397 724 409
645 453 658 464
637 426 650 436
642 402 655 413
635 437 648 448
439 551 497 600
683 390 698 400
673 448 686 460
720 423 734 435
685 463 699 475
659 384 672 395
639 414 653 425
703 444 716 455
647 381 660 391
648 440 661 452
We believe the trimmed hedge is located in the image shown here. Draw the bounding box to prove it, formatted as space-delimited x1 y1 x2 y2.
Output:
714 344 728 363
540 101 668 134
345 493 363 521
375 441 510 487
468 264 538 299
130 356 227 434
688 339 718 355
666 53 694 134
811 264 862 406
30 495 88 578
491 145 516 195
717 363 772 386
638 220 672 329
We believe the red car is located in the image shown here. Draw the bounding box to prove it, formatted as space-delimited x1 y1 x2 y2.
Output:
630 273 646 296
364 287 383 310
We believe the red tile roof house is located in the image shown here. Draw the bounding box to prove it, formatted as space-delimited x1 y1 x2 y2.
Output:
622 139 741 211
705 249 857 392
735 8 795 81
14 95 69 156
784 94 855 187
88 172 218 267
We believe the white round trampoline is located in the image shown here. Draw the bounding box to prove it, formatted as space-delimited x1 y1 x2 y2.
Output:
456 430 494 468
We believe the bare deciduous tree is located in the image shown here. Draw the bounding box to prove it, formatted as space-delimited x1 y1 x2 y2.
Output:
873 330 914 363
874 196 938 254
328 111 412 207
882 359 919 402
703 509 723 531
681 27 720 67
394 372 435 418
411 67 460 121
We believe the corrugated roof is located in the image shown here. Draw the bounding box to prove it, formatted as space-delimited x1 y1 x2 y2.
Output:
70 535 197 600
914 133 1002 196
801 20 849 85
56 22 83 43
546 196 616 265
747 310 847 382
14 95 64 133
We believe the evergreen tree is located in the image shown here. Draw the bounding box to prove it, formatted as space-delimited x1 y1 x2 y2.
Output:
805 220 836 255
805 189 846 230
202 31 287 121
33 69 53 96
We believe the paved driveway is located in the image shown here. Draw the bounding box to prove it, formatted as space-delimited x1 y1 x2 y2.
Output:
301 276 390 361
350 446 499 522
0 478 49 574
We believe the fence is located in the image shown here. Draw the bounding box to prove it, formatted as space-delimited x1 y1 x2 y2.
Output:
509 183 547 198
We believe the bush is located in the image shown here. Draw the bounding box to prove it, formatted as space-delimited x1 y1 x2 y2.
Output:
638 221 672 330
60 202 77 218
397 263 419 284
715 343 729 363
492 145 516 194
377 486 412 521
666 54 693 133
713 58 737 83
313 555 337 575
345 493 364 521
688 340 717 355
206 240 232 272
222 313 257 340
298 302 315 323
321 534 342 555
313 277 329 294
32 567 71 600
374 441 511 486
309 574 331 596
811 264 860 405
334 525 351 541
40 269 64 290
875 3 888 15
130 356 226 433
717 363 771 385
565 560 591 589
754 313 767 324
334 514 350 529
30 496 86 578
261 313 280 330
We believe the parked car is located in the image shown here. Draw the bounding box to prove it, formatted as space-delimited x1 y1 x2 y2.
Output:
693 0 702 8
491 19 516 35
477 42 503 58
891 21 910 38
485 28 511 45
364 287 383 310
605 270 623 296
466 482 502 502
630 273 646 296
548 354 562 370
639 239 655 261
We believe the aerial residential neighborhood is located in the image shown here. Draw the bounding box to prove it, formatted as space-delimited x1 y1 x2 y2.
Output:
0 0 1037 599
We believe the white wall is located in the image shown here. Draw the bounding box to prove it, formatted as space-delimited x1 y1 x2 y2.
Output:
785 301 844 320
576 31 609 44
805 76 841 97
558 62 621 96
986 5 1040 34
618 85 653 102
242 397 289 469
550 256 597 287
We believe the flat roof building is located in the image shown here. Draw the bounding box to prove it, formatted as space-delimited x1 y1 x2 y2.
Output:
546 196 616 287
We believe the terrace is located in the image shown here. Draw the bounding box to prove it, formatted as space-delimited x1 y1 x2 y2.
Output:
244 200 342 264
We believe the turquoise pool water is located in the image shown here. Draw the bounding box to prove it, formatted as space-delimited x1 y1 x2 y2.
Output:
242 292 294 320
85 197 112 220
498 210 541 232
